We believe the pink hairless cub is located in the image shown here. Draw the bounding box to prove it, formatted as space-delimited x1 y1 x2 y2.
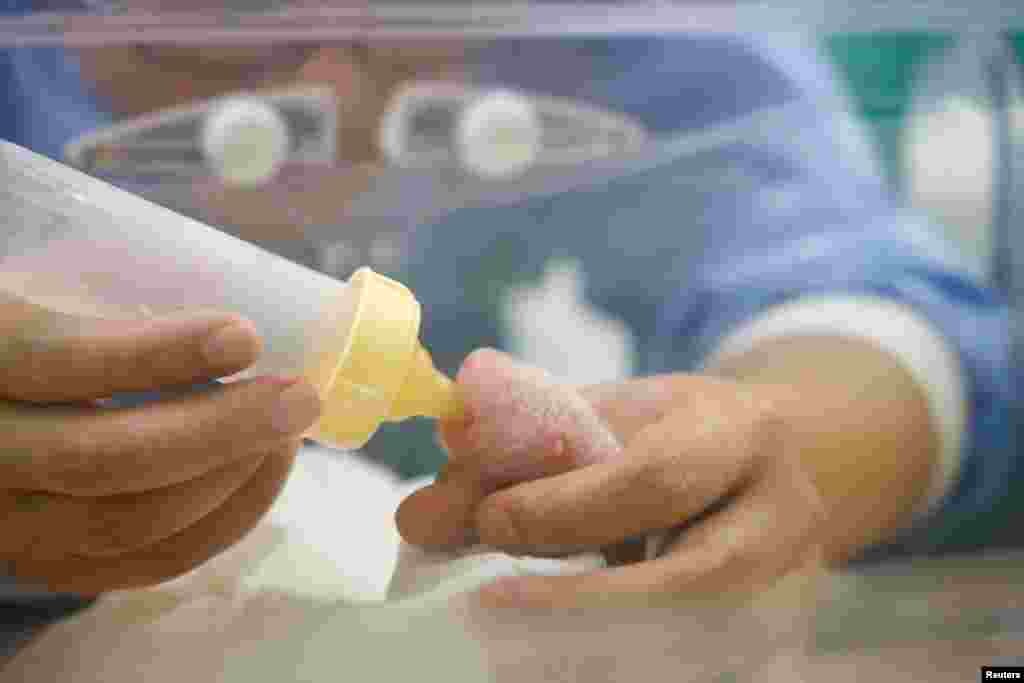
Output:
397 348 624 551
451 348 623 482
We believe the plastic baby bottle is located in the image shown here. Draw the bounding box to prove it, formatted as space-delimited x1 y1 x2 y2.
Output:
0 141 459 449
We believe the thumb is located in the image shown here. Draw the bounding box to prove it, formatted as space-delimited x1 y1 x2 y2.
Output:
0 294 261 402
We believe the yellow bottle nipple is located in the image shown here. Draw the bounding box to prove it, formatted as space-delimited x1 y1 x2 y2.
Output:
306 267 462 450
388 344 460 421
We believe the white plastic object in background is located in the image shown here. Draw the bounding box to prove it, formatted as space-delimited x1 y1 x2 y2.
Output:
904 38 998 280
64 86 336 180
378 82 647 181
456 89 542 179
501 258 634 385
201 96 291 186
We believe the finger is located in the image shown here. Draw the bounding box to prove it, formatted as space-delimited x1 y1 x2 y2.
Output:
0 294 261 402
396 479 483 549
0 376 320 495
10 444 298 595
579 375 689 445
0 449 268 560
476 461 824 609
434 403 477 461
72 450 272 558
580 374 786 456
474 412 762 554
397 428 571 548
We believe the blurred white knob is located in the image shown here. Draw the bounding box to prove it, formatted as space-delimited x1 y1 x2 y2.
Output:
456 89 541 179
905 95 994 277
202 97 291 186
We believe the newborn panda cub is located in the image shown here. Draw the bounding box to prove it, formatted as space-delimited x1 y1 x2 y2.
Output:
391 348 625 601
452 347 623 488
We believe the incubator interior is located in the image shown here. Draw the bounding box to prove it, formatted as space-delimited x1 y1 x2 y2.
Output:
0 2 1021 681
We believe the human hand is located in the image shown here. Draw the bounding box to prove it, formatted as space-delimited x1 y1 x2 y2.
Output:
0 292 321 595
396 348 826 608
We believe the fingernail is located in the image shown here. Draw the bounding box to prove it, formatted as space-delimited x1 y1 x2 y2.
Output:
272 379 322 434
202 321 259 369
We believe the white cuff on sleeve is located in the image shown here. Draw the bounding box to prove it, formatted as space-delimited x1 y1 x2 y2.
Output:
703 295 967 520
